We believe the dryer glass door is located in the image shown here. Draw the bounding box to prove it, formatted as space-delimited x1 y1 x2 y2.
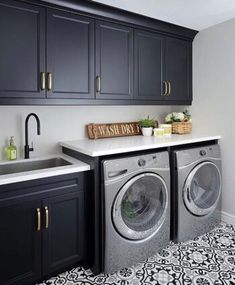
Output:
183 161 221 216
112 173 168 240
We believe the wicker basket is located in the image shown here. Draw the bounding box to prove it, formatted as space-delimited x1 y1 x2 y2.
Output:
172 122 192 134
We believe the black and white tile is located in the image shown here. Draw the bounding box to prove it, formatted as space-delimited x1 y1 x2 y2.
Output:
38 223 235 285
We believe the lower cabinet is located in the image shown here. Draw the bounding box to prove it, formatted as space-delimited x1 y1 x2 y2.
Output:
0 199 42 285
42 191 84 276
0 173 85 285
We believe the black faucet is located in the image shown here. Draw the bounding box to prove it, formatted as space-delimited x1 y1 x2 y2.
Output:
24 113 41 159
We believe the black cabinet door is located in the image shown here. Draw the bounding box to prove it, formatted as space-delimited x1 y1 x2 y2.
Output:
0 0 45 98
0 199 42 285
96 21 133 99
134 30 165 100
42 191 84 276
165 37 192 102
47 10 94 99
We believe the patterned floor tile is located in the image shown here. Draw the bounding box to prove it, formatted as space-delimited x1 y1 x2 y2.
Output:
38 223 235 285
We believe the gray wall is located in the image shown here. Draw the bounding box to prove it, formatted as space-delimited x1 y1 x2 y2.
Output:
190 18 235 218
0 105 171 160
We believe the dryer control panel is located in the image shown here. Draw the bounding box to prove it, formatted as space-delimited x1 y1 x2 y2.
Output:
175 144 221 168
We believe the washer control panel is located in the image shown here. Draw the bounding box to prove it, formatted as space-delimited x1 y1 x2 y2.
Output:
136 153 168 169
137 158 146 167
199 150 207 156
103 151 169 181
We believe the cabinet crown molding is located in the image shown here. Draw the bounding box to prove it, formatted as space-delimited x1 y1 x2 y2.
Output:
30 0 198 40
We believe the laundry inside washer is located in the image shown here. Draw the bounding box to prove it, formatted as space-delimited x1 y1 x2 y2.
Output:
120 176 164 232
102 151 170 273
171 144 222 242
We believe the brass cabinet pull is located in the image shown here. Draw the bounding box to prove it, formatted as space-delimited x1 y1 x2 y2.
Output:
96 76 101 92
47 72 52 91
36 208 41 231
40 72 46 90
167 81 171 96
45 206 49 229
162 81 168 96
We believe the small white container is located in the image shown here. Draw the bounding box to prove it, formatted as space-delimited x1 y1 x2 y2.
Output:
160 124 172 136
153 128 164 137
141 127 153 136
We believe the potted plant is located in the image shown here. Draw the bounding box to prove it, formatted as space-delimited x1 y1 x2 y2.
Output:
139 116 156 136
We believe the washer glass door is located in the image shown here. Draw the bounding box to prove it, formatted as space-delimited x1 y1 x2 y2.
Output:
183 161 221 216
112 173 168 240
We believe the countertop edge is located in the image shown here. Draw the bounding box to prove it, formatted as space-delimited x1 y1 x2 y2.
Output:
60 135 221 157
0 154 90 186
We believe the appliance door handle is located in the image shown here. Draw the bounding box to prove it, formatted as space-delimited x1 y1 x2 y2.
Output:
108 169 128 178
187 187 191 202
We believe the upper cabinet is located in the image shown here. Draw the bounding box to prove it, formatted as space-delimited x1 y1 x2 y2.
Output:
47 10 94 99
95 21 133 100
0 0 45 98
0 0 197 105
134 30 165 100
164 37 192 102
134 31 192 103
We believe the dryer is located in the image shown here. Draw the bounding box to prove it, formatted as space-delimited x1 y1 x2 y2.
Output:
172 144 222 242
102 151 170 273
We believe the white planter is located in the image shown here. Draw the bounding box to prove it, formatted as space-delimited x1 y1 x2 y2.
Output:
141 127 153 136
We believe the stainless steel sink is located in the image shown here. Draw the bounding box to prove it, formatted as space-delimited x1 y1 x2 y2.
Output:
0 158 72 176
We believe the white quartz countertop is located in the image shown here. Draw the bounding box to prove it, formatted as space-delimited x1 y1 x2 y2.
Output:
60 133 221 157
0 154 90 186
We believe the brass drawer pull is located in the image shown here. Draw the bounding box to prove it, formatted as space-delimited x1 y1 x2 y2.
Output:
167 81 171 96
96 76 101 92
162 81 168 96
47 72 52 91
45 206 49 229
40 72 46 90
36 208 41 231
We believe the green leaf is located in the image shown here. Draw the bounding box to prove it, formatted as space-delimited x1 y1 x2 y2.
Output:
139 116 156 128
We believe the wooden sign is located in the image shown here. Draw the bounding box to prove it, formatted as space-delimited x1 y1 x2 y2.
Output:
87 122 141 139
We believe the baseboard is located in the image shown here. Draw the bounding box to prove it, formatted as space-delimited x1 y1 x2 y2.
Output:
221 211 235 226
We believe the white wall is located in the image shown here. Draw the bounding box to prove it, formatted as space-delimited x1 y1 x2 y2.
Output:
189 18 235 218
0 105 170 160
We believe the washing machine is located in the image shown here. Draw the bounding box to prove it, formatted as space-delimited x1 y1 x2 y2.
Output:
102 151 170 273
172 144 222 242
